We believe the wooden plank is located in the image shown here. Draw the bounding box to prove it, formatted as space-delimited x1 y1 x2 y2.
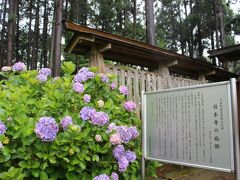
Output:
113 67 119 86
134 69 140 107
146 73 151 91
127 70 133 101
140 71 146 92
120 69 125 86
152 74 157 91
157 76 163 90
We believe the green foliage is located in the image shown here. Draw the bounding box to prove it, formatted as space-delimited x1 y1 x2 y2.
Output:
0 62 159 179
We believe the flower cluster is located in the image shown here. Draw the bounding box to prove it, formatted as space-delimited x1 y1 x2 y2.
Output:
37 68 51 82
124 101 137 112
95 134 102 142
93 172 118 180
110 83 116 90
73 82 84 93
119 85 128 95
113 145 136 172
80 107 109 126
34 117 59 142
93 174 110 180
83 94 91 103
0 121 7 135
100 74 109 83
60 116 73 130
110 125 139 144
1 66 12 72
74 67 95 83
12 62 26 72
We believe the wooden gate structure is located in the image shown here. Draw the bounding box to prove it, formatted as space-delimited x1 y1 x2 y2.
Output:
64 21 239 113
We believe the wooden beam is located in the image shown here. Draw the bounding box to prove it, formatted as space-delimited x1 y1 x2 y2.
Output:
78 35 95 42
198 70 215 81
165 60 178 68
99 43 111 53
67 36 80 54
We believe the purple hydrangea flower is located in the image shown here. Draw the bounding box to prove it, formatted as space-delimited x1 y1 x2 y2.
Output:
60 116 73 130
34 117 59 142
93 174 110 180
100 74 109 83
111 172 119 180
83 94 91 103
128 126 139 139
107 123 117 133
91 111 109 126
86 71 95 79
124 101 137 112
110 83 116 90
113 145 125 160
39 68 51 76
37 74 48 82
78 67 89 74
0 121 7 135
12 62 26 72
73 82 84 93
116 126 132 143
1 66 12 72
119 85 128 95
125 150 137 163
80 107 96 121
74 73 87 83
118 156 129 172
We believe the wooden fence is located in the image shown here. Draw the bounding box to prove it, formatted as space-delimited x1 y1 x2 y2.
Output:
106 65 204 114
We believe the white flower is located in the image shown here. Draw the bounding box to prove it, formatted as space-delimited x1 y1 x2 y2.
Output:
98 100 105 108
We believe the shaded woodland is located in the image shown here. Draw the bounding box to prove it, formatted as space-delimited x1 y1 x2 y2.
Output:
0 0 240 75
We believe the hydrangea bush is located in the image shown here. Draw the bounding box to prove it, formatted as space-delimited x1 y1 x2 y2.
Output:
0 62 159 179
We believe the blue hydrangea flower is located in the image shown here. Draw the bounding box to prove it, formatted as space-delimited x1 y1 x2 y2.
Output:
111 172 119 180
83 94 91 103
74 73 88 83
125 150 137 163
78 67 89 74
0 121 7 135
60 116 73 130
73 82 84 93
74 67 94 83
39 68 51 76
34 117 59 142
37 74 48 82
12 62 26 72
113 145 125 160
93 174 110 180
118 156 129 172
80 107 96 121
100 74 109 83
86 71 95 79
91 111 109 126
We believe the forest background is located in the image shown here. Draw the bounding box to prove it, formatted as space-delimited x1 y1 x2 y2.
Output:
0 0 240 76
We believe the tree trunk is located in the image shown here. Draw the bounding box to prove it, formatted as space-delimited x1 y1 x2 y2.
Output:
51 0 63 77
218 1 225 47
214 0 220 48
27 0 33 69
0 0 7 67
32 0 40 69
132 0 137 35
41 0 49 68
15 1 20 60
6 0 17 65
145 0 155 45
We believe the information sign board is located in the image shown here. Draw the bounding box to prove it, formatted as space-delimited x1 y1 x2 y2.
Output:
143 81 235 172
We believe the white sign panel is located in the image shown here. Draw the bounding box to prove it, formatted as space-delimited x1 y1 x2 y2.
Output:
143 81 235 172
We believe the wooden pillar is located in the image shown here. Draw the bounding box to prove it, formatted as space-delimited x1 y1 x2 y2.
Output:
198 70 215 82
90 46 106 73
89 43 111 73
157 60 178 76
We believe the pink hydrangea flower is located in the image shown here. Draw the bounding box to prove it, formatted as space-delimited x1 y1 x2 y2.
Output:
12 62 26 72
124 101 137 112
110 133 122 145
119 85 128 95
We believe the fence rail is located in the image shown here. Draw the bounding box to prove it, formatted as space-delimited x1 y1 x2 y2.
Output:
106 65 204 114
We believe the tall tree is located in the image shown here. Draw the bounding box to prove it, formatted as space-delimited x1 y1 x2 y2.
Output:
6 0 17 65
145 0 155 45
0 0 7 67
51 0 63 77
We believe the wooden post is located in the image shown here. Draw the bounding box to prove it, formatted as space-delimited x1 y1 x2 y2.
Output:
89 43 111 73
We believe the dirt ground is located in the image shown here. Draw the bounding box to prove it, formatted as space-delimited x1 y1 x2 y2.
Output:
154 165 235 180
